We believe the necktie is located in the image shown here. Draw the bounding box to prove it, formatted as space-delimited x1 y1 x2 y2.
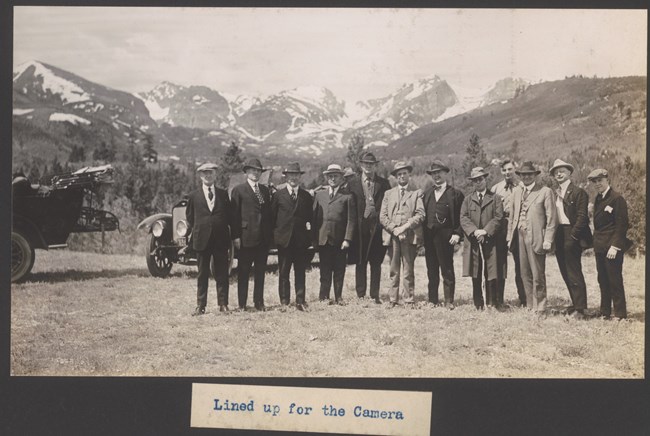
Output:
505 180 514 191
290 189 297 201
478 192 483 205
208 186 213 201
253 184 264 204
435 184 443 192
523 188 530 201
329 189 334 200
400 187 405 200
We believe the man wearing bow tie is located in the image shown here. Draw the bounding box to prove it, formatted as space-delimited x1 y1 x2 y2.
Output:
588 169 632 320
506 161 558 313
270 162 313 311
550 159 593 319
422 160 464 309
379 161 425 307
492 159 525 307
186 163 233 316
230 158 273 311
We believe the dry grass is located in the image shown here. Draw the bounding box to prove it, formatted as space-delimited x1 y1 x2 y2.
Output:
11 250 644 378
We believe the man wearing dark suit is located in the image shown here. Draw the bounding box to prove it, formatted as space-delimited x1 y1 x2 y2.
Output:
270 162 313 311
422 160 464 309
313 164 356 304
186 163 232 316
588 169 632 320
230 158 273 311
348 152 391 303
550 159 593 319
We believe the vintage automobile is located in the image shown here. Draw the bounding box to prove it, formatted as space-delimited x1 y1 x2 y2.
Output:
137 171 315 278
11 165 120 282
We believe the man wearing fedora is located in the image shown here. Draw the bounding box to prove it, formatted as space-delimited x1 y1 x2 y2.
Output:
348 152 391 303
492 158 526 307
270 162 313 311
186 163 232 316
507 161 557 313
422 160 465 308
379 161 425 307
312 164 357 304
550 159 593 319
460 167 505 310
588 169 632 320
230 158 273 311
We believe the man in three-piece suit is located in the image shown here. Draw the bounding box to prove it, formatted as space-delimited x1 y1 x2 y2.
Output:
348 152 391 303
460 167 505 310
270 162 313 311
549 159 593 319
186 163 232 316
312 164 356 304
588 169 632 320
230 158 273 311
507 161 558 313
379 161 425 307
422 160 464 309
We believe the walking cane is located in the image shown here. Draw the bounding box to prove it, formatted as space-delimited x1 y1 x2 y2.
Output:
478 239 486 307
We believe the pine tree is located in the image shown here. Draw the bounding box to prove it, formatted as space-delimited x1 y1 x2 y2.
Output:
462 133 489 176
510 139 520 162
216 141 244 188
346 133 365 173
142 133 158 163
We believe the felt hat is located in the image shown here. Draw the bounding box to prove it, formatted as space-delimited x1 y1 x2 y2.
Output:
359 152 379 164
467 167 489 180
322 164 344 175
391 161 413 176
549 159 574 175
282 162 305 174
425 159 450 174
242 158 267 172
515 161 541 175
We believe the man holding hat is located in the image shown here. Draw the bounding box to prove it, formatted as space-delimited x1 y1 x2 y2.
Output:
186 163 232 316
379 161 425 307
550 159 592 319
348 152 391 303
422 160 465 308
588 168 632 320
507 161 557 313
230 158 273 311
270 162 313 311
460 167 505 310
312 164 357 304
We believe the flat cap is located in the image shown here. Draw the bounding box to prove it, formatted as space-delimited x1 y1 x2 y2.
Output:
196 162 218 172
587 168 608 180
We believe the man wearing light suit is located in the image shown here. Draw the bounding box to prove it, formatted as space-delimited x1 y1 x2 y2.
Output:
186 163 232 316
507 161 558 313
230 158 273 311
312 164 357 304
379 161 425 307
270 162 313 311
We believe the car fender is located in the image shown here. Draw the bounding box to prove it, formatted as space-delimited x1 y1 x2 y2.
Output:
137 213 172 233
12 214 48 249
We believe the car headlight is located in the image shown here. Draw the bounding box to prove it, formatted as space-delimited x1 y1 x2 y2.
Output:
176 220 188 237
152 220 165 238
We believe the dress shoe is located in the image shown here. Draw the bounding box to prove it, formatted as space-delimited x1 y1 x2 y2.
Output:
561 306 576 316
570 310 587 320
475 304 485 311
192 306 206 316
255 304 266 312
219 305 229 313
373 298 382 304
296 303 306 312
336 298 345 306
238 305 247 312
389 302 398 308
445 302 455 310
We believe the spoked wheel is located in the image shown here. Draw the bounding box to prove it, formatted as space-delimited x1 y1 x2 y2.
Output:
11 231 35 283
146 234 173 277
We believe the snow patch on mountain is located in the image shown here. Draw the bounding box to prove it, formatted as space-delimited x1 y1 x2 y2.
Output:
14 60 91 104
143 97 170 121
49 112 91 125
13 108 34 116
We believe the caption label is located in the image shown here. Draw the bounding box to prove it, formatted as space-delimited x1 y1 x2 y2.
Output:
191 383 431 436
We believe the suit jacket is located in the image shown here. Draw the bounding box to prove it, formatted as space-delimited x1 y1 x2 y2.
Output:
460 190 504 279
422 185 464 237
592 188 631 253
379 185 425 246
186 185 232 251
230 181 273 248
557 181 593 247
348 175 391 259
271 187 313 249
507 183 558 254
312 187 356 247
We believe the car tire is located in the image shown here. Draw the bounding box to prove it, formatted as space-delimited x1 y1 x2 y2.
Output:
11 231 35 283
146 234 173 278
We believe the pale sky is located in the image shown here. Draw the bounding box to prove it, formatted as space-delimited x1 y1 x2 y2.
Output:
13 7 647 104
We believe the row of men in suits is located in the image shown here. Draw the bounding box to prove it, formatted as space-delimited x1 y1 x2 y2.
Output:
186 155 631 321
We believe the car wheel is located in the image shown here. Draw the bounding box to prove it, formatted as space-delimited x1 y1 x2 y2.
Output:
11 231 35 283
146 234 173 277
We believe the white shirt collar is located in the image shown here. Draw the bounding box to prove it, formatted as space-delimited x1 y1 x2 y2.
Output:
559 180 571 192
329 185 340 196
601 186 611 197
477 189 487 196
247 178 258 190
202 183 214 194
362 173 374 183
286 185 298 194
435 182 447 191
524 182 535 192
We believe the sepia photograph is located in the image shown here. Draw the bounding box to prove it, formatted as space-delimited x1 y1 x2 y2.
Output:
10 6 646 379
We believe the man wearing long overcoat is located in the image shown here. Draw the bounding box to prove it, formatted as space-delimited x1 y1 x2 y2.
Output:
507 161 558 313
348 152 391 303
230 158 273 311
549 159 593 319
460 167 505 309
270 162 313 311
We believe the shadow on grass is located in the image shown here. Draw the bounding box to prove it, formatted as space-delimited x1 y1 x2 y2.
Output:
24 268 150 283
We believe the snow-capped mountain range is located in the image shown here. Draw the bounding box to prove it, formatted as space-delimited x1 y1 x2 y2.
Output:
12 60 529 160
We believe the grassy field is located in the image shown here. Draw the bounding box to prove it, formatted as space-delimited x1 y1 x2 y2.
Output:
11 249 644 377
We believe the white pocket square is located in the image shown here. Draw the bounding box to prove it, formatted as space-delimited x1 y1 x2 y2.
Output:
604 205 613 213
